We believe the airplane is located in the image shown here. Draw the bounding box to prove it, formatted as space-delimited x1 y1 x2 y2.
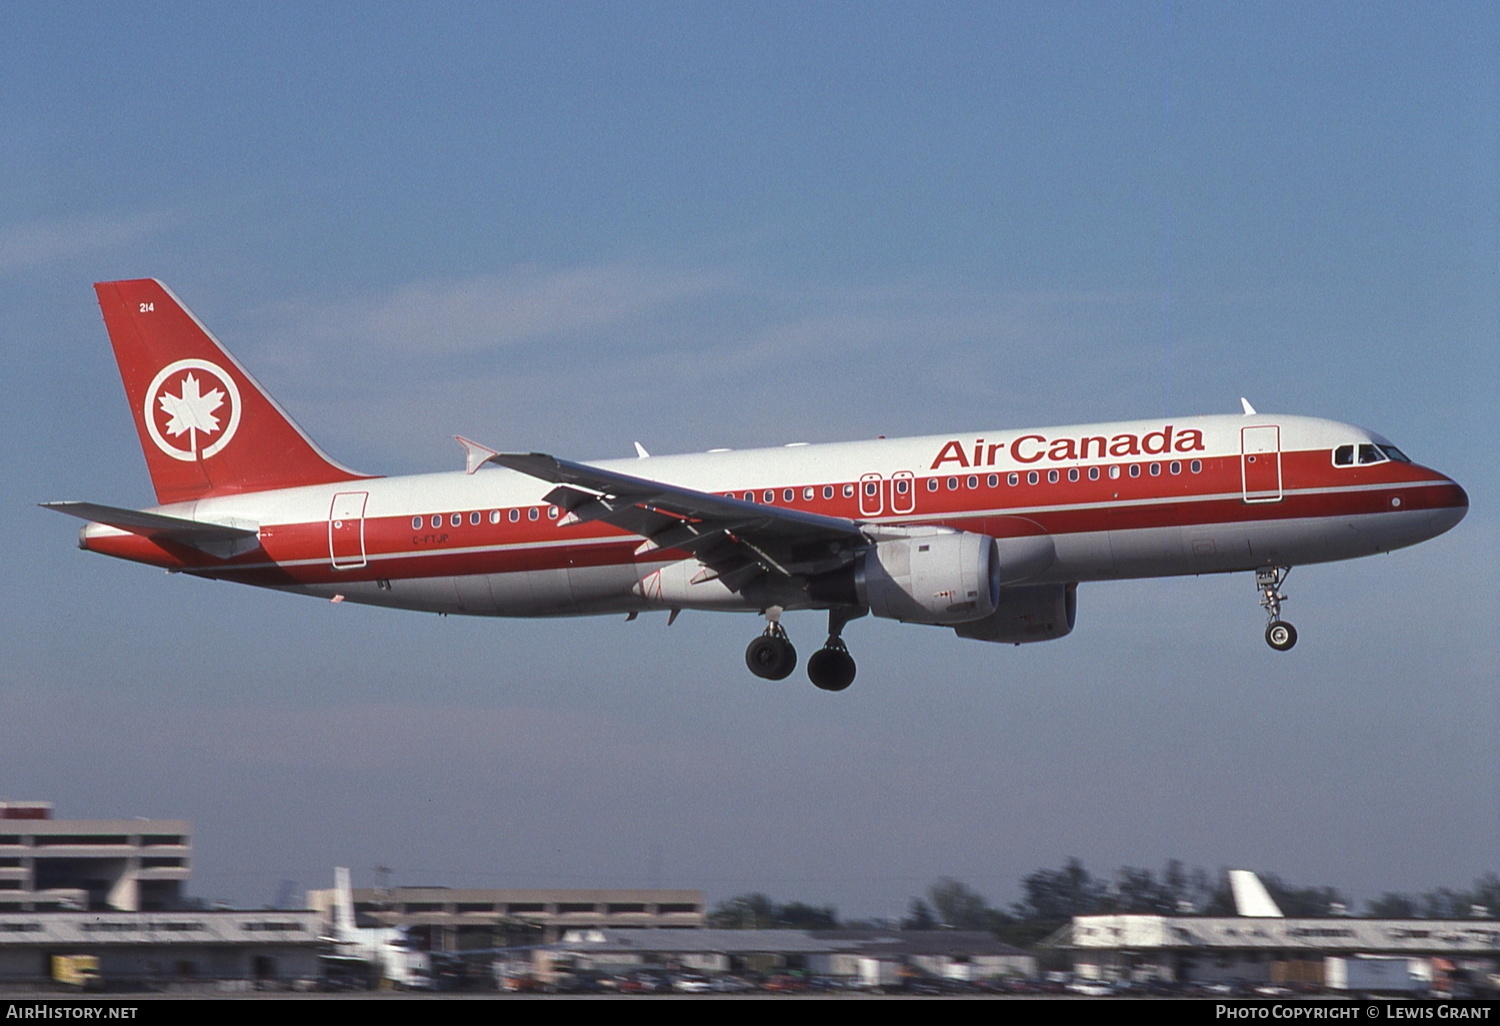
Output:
322 867 432 990
45 279 1468 691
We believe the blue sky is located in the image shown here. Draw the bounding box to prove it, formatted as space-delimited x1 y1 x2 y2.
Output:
2 2 1496 915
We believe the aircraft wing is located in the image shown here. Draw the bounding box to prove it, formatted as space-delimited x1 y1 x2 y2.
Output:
486 452 868 590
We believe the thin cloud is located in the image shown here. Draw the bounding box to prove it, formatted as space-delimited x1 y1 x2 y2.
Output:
275 263 736 356
0 212 167 272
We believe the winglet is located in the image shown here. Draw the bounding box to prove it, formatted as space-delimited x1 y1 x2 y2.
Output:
455 435 500 475
1240 397 1258 415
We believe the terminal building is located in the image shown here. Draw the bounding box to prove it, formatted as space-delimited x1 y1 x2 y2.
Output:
305 883 707 948
0 801 320 989
1060 871 1500 993
0 801 191 912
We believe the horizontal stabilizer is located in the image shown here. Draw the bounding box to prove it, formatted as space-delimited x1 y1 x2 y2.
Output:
42 502 259 558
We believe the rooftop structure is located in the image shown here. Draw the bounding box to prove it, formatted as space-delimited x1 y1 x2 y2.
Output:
306 885 706 947
0 801 191 912
0 909 321 988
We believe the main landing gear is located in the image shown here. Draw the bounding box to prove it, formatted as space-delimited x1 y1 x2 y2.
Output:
745 607 863 690
745 610 797 681
1256 565 1297 652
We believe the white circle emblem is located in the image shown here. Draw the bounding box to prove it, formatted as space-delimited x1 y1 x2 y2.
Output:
143 359 243 462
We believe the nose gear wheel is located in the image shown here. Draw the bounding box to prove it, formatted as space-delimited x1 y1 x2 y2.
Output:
1255 566 1297 651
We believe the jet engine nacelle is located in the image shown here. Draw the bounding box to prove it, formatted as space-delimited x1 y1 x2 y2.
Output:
855 531 1001 625
952 582 1077 644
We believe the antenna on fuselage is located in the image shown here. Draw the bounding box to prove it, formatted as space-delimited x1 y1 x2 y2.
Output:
1240 397 1258 415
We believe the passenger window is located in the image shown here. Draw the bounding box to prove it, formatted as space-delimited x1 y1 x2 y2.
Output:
490 510 501 524
528 508 539 521
947 477 959 490
1149 463 1161 476
1109 466 1121 480
843 484 855 498
431 515 442 529
895 480 909 494
1088 467 1100 481
926 479 938 492
966 475 978 489
1169 461 1181 475
548 506 558 519
864 482 878 497
1129 465 1141 478
1067 468 1079 482
987 474 999 487
763 490 774 503
1047 469 1059 484
1007 473 1018 486
1027 471 1039 485
412 517 422 530
783 488 795 502
803 487 815 500
509 509 520 522
470 511 481 525
1190 460 1202 473
823 486 835 499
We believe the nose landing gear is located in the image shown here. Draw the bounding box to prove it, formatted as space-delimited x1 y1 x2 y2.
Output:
1256 566 1297 651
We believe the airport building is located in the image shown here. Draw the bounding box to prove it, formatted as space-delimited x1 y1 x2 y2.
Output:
0 801 323 989
1064 912 1500 990
1060 874 1500 993
0 801 191 912
0 909 323 989
305 884 707 948
544 928 1036 982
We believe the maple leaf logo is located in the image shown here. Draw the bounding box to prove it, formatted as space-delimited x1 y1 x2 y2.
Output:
143 359 242 462
157 372 225 443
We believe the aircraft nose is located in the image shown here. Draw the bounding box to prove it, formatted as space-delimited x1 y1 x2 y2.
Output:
1429 476 1468 536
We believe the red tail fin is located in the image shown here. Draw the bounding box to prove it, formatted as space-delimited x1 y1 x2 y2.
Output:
95 279 374 505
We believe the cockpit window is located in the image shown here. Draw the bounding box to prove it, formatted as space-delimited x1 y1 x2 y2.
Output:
1335 443 1405 467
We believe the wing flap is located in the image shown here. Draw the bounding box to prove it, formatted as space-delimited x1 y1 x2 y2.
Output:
484 449 869 590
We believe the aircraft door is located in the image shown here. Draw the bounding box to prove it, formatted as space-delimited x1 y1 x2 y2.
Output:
859 473 884 517
1240 426 1282 503
891 471 916 514
329 491 369 569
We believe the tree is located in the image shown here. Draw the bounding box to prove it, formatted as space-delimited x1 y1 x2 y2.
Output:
1366 892 1420 918
1013 858 1108 922
707 893 840 930
928 877 999 930
902 898 937 931
777 901 839 930
708 893 777 929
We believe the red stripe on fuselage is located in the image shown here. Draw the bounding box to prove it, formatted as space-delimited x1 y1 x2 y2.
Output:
82 452 1465 585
